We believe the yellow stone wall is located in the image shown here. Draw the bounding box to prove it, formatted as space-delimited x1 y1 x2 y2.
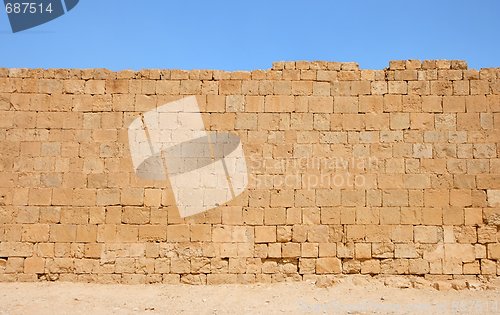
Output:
0 60 499 284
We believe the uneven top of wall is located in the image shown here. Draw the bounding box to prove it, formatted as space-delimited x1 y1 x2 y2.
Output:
0 60 499 81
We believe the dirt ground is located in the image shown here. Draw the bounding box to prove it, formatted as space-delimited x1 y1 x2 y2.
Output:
0 276 499 314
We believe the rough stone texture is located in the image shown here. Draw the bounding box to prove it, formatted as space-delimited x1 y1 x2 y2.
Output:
0 60 499 284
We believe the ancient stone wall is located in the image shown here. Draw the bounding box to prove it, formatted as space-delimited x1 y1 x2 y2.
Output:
0 60 499 284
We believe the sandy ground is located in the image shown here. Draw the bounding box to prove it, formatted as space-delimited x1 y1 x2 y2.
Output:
0 277 499 315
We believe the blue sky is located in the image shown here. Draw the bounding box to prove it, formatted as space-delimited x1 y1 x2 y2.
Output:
0 0 499 70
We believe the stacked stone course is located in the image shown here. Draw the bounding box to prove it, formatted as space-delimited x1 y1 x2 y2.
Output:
0 60 499 284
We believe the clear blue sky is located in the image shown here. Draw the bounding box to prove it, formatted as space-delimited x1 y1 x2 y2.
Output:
0 0 499 71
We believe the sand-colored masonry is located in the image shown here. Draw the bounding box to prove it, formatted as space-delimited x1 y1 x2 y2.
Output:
0 60 499 284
